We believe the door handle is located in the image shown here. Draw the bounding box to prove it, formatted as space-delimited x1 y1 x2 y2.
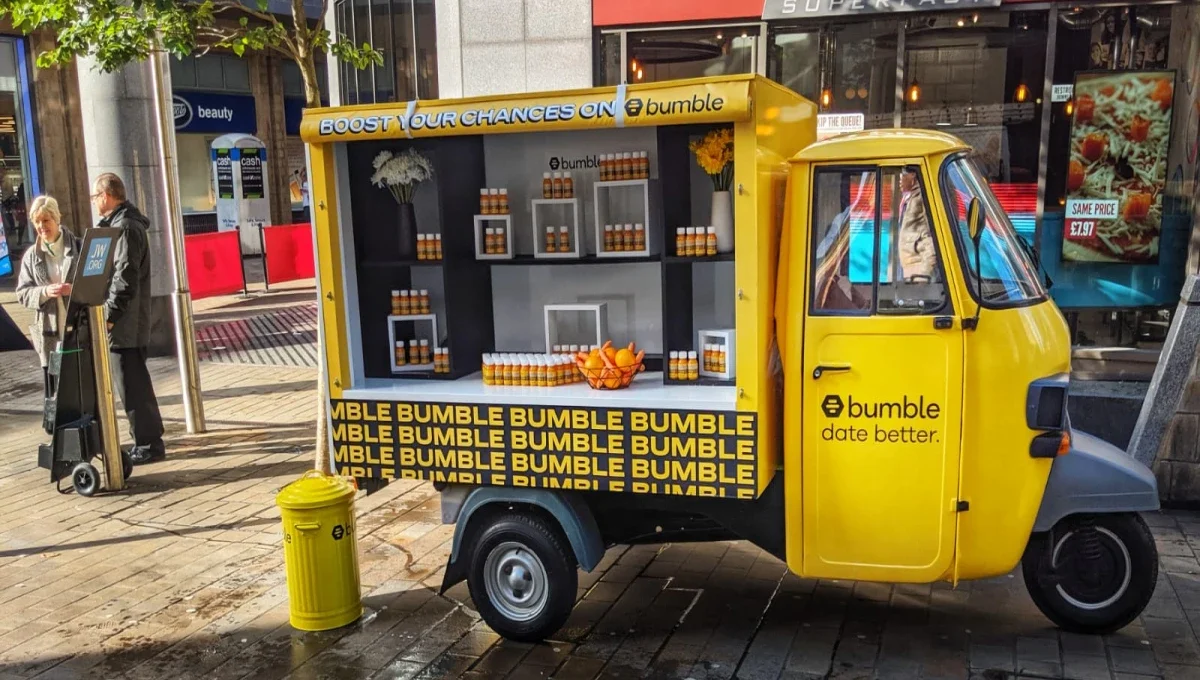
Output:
813 364 851 380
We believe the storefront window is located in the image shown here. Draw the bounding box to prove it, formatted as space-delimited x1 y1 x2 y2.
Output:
177 134 218 214
768 28 819 102
828 21 899 130
336 0 437 104
597 32 622 86
0 38 37 250
603 26 759 85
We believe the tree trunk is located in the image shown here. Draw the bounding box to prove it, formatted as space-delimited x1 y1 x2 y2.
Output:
292 3 330 474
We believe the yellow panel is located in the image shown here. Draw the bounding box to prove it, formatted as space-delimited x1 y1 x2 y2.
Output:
309 143 350 399
781 161 811 575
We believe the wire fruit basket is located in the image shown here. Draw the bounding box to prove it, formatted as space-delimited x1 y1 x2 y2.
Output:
580 362 644 390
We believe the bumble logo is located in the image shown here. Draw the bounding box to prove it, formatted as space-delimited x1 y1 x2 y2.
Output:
821 395 845 418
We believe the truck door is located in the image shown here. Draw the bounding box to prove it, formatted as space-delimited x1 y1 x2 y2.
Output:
801 163 964 583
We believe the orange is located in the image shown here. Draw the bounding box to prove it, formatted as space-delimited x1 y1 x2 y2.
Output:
583 354 605 370
614 348 635 368
602 370 621 389
603 346 617 362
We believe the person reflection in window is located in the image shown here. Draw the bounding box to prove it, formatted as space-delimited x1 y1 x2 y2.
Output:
897 168 936 282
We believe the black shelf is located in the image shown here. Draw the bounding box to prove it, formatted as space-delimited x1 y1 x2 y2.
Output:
664 377 735 387
484 254 661 266
362 259 444 268
663 253 736 264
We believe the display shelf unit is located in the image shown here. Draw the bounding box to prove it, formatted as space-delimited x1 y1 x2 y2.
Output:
663 252 736 264
362 259 444 268
473 214 514 260
594 179 654 258
698 328 735 380
531 198 583 259
487 254 659 266
544 303 608 355
386 314 439 374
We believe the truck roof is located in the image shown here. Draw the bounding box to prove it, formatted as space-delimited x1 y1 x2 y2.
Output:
793 128 970 163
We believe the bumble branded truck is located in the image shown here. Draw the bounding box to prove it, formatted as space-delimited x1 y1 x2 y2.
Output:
299 75 1160 641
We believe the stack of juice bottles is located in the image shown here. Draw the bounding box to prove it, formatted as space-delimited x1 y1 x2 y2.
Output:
390 289 432 316
599 152 650 181
541 173 575 199
433 348 451 374
481 353 582 386
416 234 443 261
674 227 718 257
601 224 646 253
394 339 435 368
542 226 573 253
552 344 601 356
702 344 727 374
479 188 510 214
484 225 510 255
667 351 701 381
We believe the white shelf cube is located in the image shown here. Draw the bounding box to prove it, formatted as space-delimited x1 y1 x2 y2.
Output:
544 303 608 355
530 198 582 259
473 214 514 260
593 179 652 258
387 313 439 373
698 328 735 380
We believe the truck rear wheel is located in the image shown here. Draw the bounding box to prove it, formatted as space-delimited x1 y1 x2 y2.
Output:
466 512 577 643
1022 513 1158 634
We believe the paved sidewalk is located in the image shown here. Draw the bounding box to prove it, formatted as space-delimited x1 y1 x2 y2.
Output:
3 289 1200 679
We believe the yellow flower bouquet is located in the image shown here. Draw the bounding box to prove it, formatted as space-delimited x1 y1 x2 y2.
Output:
689 128 734 191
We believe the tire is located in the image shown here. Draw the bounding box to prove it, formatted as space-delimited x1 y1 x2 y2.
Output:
466 512 578 643
1022 513 1158 634
121 450 134 481
72 462 100 497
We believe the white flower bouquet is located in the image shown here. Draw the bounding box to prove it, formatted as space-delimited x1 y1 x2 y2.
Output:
371 149 434 204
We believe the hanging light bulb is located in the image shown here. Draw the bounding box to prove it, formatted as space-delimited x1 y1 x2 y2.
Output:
965 106 978 127
716 32 723 40
1015 82 1029 103
1065 98 1075 116
957 17 966 27
636 68 644 81
907 80 922 104
972 13 979 23
820 88 832 109
630 58 638 73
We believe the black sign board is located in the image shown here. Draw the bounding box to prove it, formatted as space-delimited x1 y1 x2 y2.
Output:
69 227 121 307
240 147 265 200
763 0 1002 20
215 148 235 200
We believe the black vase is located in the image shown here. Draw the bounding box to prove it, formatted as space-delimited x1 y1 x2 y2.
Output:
397 202 417 260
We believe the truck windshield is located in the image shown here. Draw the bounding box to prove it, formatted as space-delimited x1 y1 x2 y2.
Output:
942 156 1046 307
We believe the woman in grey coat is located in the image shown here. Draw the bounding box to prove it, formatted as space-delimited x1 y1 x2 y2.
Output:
15 195 78 397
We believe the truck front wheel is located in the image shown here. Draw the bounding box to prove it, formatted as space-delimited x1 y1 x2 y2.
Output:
1022 513 1158 635
466 512 578 642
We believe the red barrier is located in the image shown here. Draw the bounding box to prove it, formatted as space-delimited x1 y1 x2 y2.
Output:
261 222 315 286
185 230 246 299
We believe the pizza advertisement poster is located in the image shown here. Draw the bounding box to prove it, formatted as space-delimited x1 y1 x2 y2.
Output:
1062 70 1176 264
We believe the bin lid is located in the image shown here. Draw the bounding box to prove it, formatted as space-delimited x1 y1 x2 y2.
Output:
276 470 357 510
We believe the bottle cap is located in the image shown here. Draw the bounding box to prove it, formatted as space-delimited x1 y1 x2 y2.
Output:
396 341 404 347
559 226 568 232
499 188 508 194
707 226 716 234
480 188 487 194
547 226 555 233
489 188 498 195
391 289 400 295
624 224 633 231
435 234 442 240
690 351 698 358
670 351 678 359
635 223 643 230
409 339 418 345
400 290 409 296
564 172 571 178
553 172 561 178
605 224 613 231
687 227 696 234
544 172 551 178
420 339 429 346
676 227 685 234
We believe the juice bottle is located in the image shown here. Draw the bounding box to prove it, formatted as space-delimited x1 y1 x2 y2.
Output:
419 339 431 365
416 234 427 260
480 188 489 214
484 228 494 254
718 346 726 374
687 351 699 381
685 228 697 257
563 172 574 198
552 173 563 199
495 225 507 255
482 354 493 385
545 226 556 254
600 154 610 181
419 289 430 314
634 223 645 252
434 234 443 260
519 357 531 386
668 351 679 380
552 344 562 355
706 227 718 256
399 290 411 315
391 290 401 315
675 228 686 256
499 189 510 214
542 173 553 199
408 339 420 365
622 224 633 251
603 225 614 252
639 151 649 178
488 189 500 214
559 226 571 253
395 341 406 367
623 153 634 179
432 348 442 373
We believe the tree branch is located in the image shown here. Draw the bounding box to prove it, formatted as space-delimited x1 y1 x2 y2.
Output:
209 0 281 27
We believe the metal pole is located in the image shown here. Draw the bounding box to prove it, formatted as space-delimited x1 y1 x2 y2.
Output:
149 46 206 434
88 307 124 491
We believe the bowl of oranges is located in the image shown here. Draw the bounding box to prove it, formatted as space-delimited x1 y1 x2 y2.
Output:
576 341 645 390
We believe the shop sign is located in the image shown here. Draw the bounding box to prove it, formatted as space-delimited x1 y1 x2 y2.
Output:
594 0 766 27
302 80 753 143
330 399 760 499
763 0 1002 20
173 91 256 134
1051 84 1074 103
817 113 865 140
1062 70 1176 263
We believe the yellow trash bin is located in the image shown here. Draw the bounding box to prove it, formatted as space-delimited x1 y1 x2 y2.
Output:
276 470 363 631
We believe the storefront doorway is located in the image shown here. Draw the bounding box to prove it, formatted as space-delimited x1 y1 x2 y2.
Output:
597 23 765 86
0 37 40 257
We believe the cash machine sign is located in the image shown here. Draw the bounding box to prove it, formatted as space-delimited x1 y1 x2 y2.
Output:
82 237 112 277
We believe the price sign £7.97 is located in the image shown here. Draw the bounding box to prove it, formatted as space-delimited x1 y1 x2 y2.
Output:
1067 221 1096 239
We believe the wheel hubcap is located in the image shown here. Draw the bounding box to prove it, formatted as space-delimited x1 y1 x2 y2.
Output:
1052 526 1132 611
483 542 548 622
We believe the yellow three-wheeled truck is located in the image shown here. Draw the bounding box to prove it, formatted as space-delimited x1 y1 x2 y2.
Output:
300 75 1159 642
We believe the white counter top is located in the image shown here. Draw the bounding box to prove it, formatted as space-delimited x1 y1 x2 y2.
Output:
341 371 737 411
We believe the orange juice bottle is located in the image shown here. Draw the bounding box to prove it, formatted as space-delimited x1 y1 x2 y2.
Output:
706 227 717 256
416 234 426 260
687 351 699 381
407 339 419 365
399 290 411 315
419 339 431 365
552 173 563 199
545 226 556 254
391 290 402 315
495 224 507 255
499 189 510 214
675 228 686 256
482 354 494 384
542 173 552 199
634 223 645 252
622 224 633 251
395 341 406 367
668 351 679 380
604 225 614 252
559 226 571 253
434 234 443 259
480 188 490 214
519 357 531 386
563 173 574 198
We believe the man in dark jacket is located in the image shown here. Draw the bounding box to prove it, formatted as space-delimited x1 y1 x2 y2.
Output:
92 173 166 464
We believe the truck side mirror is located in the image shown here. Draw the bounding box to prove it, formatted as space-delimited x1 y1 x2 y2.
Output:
967 199 984 244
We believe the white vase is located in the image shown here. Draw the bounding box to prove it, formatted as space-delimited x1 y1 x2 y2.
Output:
711 190 733 253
